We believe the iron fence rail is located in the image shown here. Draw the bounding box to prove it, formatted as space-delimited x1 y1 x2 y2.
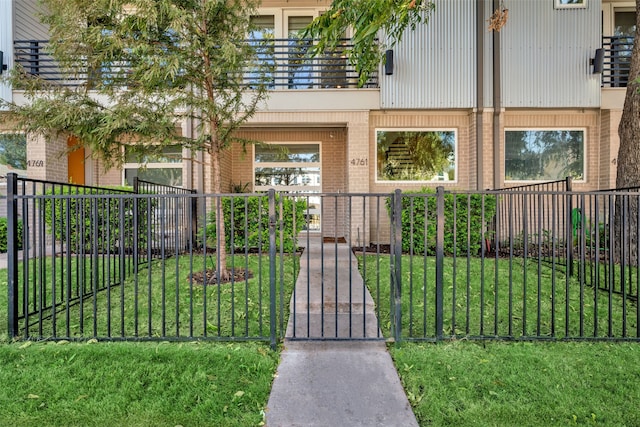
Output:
6 175 640 343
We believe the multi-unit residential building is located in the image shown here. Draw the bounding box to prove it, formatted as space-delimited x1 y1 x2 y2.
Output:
0 0 636 236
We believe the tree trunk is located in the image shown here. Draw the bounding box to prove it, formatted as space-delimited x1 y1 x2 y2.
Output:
614 3 640 262
211 145 230 281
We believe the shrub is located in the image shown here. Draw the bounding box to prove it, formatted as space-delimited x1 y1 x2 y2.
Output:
0 217 23 253
388 189 497 256
42 187 151 253
205 194 307 253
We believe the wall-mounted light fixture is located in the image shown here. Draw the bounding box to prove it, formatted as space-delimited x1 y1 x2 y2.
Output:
384 49 394 75
591 48 604 74
0 50 6 75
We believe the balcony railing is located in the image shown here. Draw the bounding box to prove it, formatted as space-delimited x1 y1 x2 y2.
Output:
601 35 634 88
13 39 378 90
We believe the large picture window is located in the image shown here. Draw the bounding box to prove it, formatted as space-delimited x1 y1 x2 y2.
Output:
0 133 27 177
123 145 183 187
376 130 456 182
504 130 585 181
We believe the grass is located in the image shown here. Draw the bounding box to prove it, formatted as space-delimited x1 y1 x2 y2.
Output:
359 255 639 340
0 265 280 427
2 254 640 426
0 340 278 427
390 340 640 427
9 253 298 340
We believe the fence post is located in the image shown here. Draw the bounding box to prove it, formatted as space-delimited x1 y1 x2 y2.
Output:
7 173 19 338
435 187 445 340
268 189 277 350
566 177 574 277
391 189 403 343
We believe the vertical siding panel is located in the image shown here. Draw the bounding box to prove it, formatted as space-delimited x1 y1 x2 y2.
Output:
501 0 601 107
381 0 476 109
382 0 601 109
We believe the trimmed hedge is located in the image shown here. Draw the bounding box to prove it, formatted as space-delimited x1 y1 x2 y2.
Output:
389 190 497 256
205 194 307 253
0 217 23 253
42 187 151 253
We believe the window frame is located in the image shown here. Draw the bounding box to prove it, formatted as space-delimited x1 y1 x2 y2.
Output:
374 128 458 184
253 141 322 192
122 144 185 187
503 127 587 184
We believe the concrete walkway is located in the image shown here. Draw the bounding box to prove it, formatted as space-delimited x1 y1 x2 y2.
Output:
266 239 418 427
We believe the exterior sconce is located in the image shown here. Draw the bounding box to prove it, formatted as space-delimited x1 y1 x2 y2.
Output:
591 48 604 74
0 50 6 74
384 49 394 75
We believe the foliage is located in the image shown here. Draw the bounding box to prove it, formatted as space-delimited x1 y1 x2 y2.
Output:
205 195 307 253
387 190 497 255
0 134 27 171
0 217 23 253
0 0 271 169
41 187 151 253
303 0 435 86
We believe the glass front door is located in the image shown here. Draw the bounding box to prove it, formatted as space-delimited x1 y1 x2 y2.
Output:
254 142 321 231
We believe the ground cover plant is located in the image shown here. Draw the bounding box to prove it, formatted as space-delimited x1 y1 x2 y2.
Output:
390 340 640 427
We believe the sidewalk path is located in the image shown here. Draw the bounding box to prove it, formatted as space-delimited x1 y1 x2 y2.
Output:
266 239 418 427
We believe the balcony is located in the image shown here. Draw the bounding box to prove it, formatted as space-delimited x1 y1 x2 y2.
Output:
601 35 634 88
13 39 378 90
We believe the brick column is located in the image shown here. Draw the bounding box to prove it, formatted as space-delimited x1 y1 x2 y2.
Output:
346 112 370 245
26 133 68 182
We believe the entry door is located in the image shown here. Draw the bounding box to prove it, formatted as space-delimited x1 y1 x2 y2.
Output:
67 136 85 184
254 142 321 231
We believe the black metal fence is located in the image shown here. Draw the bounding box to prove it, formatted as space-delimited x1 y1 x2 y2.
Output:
6 175 640 343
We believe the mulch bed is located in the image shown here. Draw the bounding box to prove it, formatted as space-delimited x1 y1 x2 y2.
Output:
189 268 253 285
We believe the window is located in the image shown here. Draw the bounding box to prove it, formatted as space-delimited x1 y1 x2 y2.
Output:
376 130 456 182
504 130 585 181
254 142 321 231
123 145 183 187
0 133 27 177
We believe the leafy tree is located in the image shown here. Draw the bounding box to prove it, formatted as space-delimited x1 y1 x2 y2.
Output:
303 0 435 86
0 0 273 280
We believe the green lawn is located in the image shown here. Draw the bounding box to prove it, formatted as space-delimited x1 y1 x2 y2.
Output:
391 341 640 427
2 256 640 426
0 340 278 427
9 254 297 340
359 255 638 340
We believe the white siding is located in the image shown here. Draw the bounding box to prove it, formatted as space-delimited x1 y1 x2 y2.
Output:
0 0 13 107
500 0 601 108
380 0 476 109
382 0 602 110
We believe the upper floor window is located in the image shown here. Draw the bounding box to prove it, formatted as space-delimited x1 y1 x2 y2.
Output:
376 130 456 183
504 129 585 182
